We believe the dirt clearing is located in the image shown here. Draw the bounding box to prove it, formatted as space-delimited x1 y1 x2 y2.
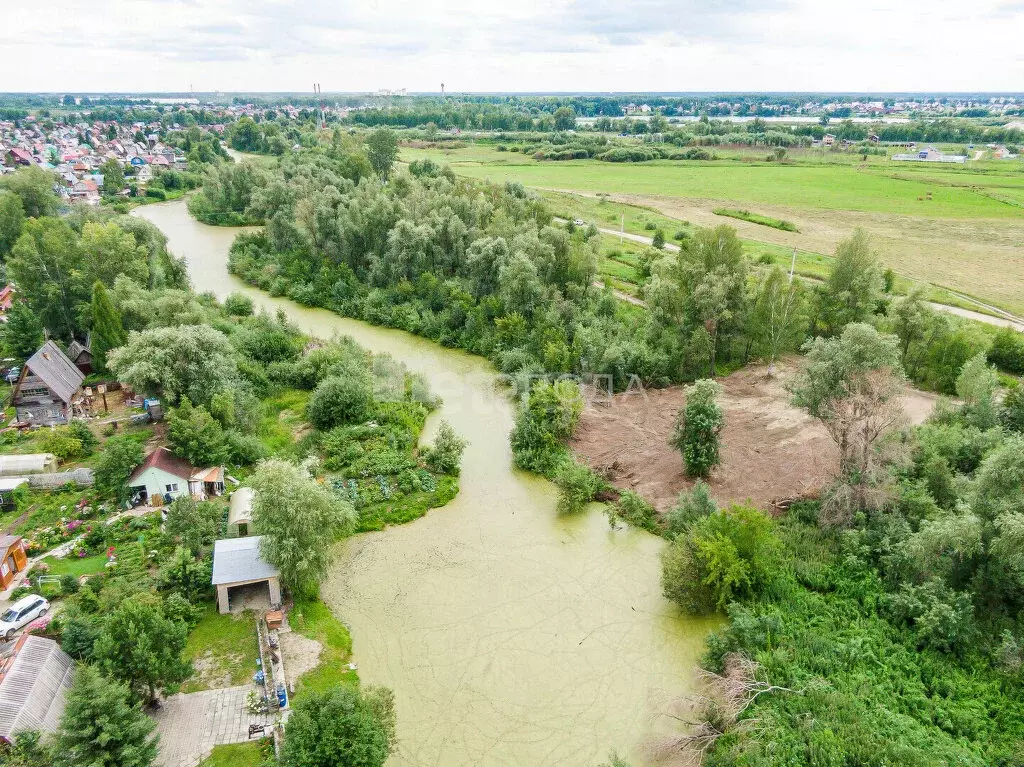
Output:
570 362 935 512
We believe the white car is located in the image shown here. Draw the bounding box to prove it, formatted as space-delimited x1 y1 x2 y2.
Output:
573 219 586 227
0 594 49 639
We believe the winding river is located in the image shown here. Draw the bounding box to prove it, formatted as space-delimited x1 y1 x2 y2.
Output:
135 199 717 767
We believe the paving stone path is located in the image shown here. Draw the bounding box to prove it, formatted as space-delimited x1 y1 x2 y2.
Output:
151 685 272 767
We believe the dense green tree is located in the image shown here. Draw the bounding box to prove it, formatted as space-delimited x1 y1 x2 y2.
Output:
167 397 228 466
553 106 577 131
94 435 145 501
1 730 52 767
749 266 808 368
54 665 157 767
0 189 25 255
816 228 883 335
0 302 45 360
7 217 87 339
158 545 213 602
107 324 238 406
90 281 127 374
80 221 149 287
955 351 999 429
99 158 126 194
164 495 222 556
661 504 781 614
365 128 399 181
678 225 748 376
0 166 59 218
510 379 585 474
423 420 467 475
671 379 724 478
282 685 394 767
93 596 190 703
307 372 374 431
249 460 357 597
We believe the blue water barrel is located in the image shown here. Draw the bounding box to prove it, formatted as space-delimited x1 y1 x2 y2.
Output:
276 684 287 709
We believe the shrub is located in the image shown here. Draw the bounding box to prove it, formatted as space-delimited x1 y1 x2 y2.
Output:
665 481 717 537
661 504 781 614
987 328 1024 374
224 292 255 316
671 379 724 478
615 490 659 532
39 429 84 462
423 421 467 476
307 374 374 431
60 574 80 594
554 461 601 514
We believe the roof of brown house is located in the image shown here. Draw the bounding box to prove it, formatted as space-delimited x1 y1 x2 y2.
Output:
22 341 85 404
127 446 196 485
0 536 22 553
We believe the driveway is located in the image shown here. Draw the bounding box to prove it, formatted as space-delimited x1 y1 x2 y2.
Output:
150 685 272 767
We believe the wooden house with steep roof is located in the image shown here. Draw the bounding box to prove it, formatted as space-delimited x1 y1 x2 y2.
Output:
11 341 85 426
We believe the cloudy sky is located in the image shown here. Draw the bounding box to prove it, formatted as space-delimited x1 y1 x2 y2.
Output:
2 0 1022 93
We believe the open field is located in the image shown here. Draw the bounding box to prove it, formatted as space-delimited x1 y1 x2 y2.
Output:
403 144 1024 314
403 145 1024 218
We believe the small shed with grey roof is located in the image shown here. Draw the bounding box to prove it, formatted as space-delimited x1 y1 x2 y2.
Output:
211 536 281 614
0 635 75 743
11 341 85 426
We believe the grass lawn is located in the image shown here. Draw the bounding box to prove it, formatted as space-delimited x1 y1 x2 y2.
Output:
182 604 261 693
198 741 271 767
41 553 109 578
401 145 1023 219
289 598 358 697
257 388 312 457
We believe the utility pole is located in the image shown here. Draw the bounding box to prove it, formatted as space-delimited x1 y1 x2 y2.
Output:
313 83 325 130
789 248 797 284
620 214 624 244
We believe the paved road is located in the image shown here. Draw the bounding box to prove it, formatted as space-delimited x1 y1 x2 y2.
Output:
151 685 272 767
585 223 1024 331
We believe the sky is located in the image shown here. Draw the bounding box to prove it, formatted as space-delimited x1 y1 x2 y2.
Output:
1 0 1022 93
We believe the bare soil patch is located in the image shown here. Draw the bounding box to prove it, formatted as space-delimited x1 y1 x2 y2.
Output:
190 651 239 691
279 629 322 684
570 362 935 512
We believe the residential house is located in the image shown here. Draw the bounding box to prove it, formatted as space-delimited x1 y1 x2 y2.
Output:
11 341 85 426
211 536 281 614
125 447 225 505
0 635 75 743
0 536 27 589
4 148 32 167
0 284 14 316
135 164 153 183
66 338 92 375
822 133 836 147
70 179 99 205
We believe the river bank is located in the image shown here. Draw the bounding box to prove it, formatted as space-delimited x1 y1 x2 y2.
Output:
135 198 718 767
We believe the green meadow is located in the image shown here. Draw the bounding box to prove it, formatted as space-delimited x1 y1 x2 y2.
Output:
402 145 1024 219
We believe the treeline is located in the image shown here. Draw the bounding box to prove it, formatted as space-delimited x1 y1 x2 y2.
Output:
0 166 189 349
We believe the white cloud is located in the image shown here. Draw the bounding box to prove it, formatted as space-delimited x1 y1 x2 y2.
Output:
0 0 1020 92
